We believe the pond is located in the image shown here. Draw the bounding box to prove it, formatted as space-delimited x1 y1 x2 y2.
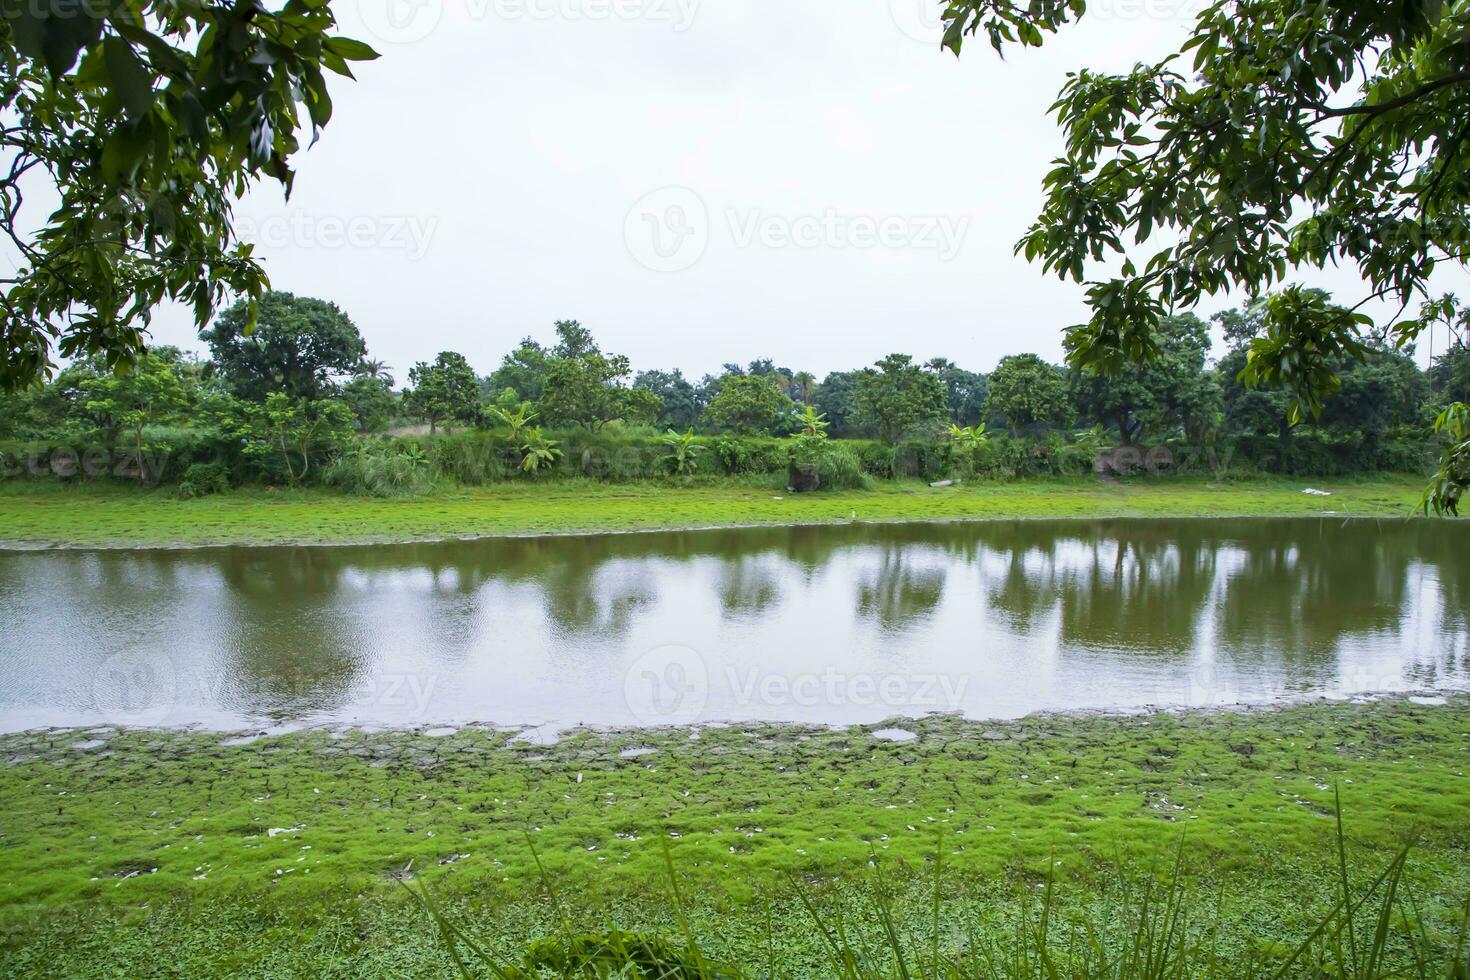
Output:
1 517 1466 733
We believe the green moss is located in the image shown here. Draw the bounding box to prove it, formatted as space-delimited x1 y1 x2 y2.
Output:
1 699 1467 975
0 474 1433 548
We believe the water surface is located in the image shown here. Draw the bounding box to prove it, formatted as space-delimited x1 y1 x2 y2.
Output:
1 518 1466 732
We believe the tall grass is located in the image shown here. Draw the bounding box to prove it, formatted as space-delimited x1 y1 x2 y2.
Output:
322 443 440 496
408 798 1470 979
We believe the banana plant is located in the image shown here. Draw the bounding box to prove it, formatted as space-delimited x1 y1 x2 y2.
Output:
658 428 704 476
488 400 538 443
948 422 988 451
518 428 562 474
796 404 829 438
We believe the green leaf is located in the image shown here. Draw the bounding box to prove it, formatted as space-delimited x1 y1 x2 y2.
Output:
102 35 154 120
323 36 379 62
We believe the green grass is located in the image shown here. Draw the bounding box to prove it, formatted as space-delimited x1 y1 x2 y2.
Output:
2 699 1468 976
0 474 1433 548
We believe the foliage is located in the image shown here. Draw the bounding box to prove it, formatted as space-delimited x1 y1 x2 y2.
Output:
795 404 829 438
355 358 395 389
486 391 539 443
1423 402 1470 516
702 374 793 435
78 349 190 470
518 428 562 474
635 369 703 430
537 323 659 429
1429 344 1470 407
404 352 481 433
940 0 1470 508
176 461 230 499
852 353 948 443
786 435 870 490
323 441 436 497
340 376 395 434
947 422 989 452
0 0 376 392
209 392 354 485
486 338 553 403
813 371 861 437
986 354 1071 436
1068 314 1215 445
926 358 988 426
658 429 705 476
201 292 368 402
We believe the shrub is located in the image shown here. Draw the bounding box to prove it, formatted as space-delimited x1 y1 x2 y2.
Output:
323 443 438 496
177 462 231 498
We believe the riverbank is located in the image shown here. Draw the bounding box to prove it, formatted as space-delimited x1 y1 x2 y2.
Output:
2 698 1467 975
0 474 1431 548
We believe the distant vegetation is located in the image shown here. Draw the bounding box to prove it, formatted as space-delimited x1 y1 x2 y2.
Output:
1 291 1463 500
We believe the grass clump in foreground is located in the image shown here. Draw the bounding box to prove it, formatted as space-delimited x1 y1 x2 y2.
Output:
2 699 1469 976
412 807 1470 978
0 473 1434 547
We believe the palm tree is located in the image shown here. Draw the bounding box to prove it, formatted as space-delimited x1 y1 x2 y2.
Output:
793 370 816 407
357 358 394 388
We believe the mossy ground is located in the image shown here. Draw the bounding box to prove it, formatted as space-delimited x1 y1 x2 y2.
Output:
0 474 1431 548
2 698 1468 976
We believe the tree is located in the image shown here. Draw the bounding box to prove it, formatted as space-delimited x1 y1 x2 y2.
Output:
1428 345 1470 408
1068 314 1213 444
487 339 553 403
813 371 861 437
0 0 376 392
985 354 1071 437
925 358 988 426
201 292 367 402
702 373 792 435
404 352 481 433
792 371 817 408
1320 349 1425 446
853 354 948 443
340 376 395 433
210 392 355 485
634 369 702 430
356 359 395 389
551 320 598 359
79 349 190 475
539 352 658 428
940 0 1470 509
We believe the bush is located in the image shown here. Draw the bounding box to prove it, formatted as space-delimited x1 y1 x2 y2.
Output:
323 443 438 497
854 441 896 478
785 437 871 491
177 462 231 498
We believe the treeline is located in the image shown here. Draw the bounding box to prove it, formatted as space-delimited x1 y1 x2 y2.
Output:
1 290 1465 495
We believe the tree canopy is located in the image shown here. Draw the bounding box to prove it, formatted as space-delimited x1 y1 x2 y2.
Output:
404 352 481 433
0 0 376 391
941 0 1470 507
986 354 1071 436
201 292 367 402
852 354 948 443
702 374 793 435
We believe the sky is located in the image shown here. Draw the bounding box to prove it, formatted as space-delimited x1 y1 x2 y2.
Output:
127 0 1457 382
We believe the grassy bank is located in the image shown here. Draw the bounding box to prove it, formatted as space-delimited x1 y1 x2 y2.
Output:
2 699 1468 975
0 474 1432 548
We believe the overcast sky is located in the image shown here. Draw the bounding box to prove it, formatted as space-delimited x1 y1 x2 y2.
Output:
132 0 1455 381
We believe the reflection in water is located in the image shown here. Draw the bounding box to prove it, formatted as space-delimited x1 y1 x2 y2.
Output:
0 518 1466 731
